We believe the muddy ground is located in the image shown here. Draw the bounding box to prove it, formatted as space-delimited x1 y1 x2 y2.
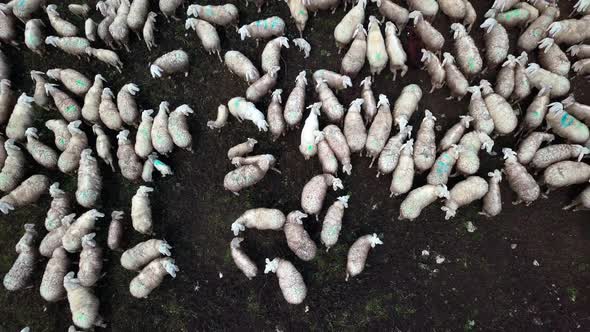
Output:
1 0 589 331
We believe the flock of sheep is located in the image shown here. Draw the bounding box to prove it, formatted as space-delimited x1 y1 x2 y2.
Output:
1 0 590 329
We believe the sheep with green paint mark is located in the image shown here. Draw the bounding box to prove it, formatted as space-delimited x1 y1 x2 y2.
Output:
40 247 70 302
62 209 104 253
25 128 58 169
346 234 383 280
286 0 308 35
321 196 349 250
377 125 412 177
44 84 80 122
427 144 461 185
531 144 590 169
82 74 106 123
451 23 482 75
517 6 559 52
315 80 344 123
227 97 269 132
562 94 590 126
400 184 449 220
300 102 321 160
285 211 317 261
265 257 307 304
78 233 103 287
24 19 45 55
99 88 123 130
239 16 285 41
367 16 388 76
58 121 88 173
44 184 71 231
503 148 540 205
47 68 91 97
546 103 589 144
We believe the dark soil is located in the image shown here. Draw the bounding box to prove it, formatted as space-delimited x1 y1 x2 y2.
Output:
1 0 589 331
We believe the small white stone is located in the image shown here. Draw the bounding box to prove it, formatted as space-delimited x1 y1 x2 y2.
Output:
421 250 430 257
533 260 540 267
466 221 477 233
219 272 223 278
511 244 517 249
436 255 445 264
305 305 309 313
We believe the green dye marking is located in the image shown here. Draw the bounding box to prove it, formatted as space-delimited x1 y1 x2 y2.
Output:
58 137 66 146
298 9 307 17
374 52 382 61
467 57 476 71
532 111 540 117
75 79 87 87
532 28 542 38
307 145 314 151
65 105 77 114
